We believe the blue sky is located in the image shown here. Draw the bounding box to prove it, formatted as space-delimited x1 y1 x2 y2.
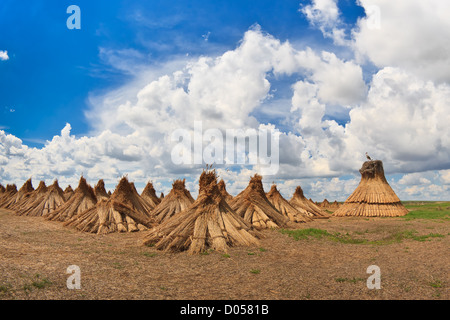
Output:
0 0 364 144
1 0 449 201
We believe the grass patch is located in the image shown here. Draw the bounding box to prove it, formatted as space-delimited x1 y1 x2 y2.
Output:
402 202 450 220
22 283 33 292
32 278 52 289
335 277 365 284
279 228 331 241
432 291 441 298
280 228 445 246
347 277 365 284
20 274 52 293
30 274 52 289
370 230 445 245
143 252 157 258
280 228 366 244
0 283 12 293
411 233 445 241
429 280 443 288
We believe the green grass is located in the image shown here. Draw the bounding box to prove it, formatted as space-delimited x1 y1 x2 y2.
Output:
0 283 12 293
32 278 52 289
279 228 366 244
29 274 52 289
19 274 53 293
410 233 445 241
335 277 365 284
429 280 443 288
280 228 445 245
143 252 157 258
432 291 441 298
402 202 450 220
279 228 331 241
22 284 33 292
369 230 445 245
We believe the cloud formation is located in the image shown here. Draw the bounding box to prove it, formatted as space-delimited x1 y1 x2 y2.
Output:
1 2 450 201
353 0 450 83
0 50 9 61
300 0 348 45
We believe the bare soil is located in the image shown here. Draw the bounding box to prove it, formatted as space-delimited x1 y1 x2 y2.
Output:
0 208 448 300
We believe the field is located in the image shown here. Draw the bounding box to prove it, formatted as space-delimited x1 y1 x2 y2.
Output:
0 202 449 300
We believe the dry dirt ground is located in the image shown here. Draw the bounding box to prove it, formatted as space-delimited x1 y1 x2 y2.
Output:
0 208 448 300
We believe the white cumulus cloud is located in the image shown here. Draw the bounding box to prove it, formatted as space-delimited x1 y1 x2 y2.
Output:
353 0 450 83
1 22 450 200
0 50 9 61
300 0 349 45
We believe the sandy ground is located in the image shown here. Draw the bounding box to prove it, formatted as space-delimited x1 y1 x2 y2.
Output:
0 208 448 300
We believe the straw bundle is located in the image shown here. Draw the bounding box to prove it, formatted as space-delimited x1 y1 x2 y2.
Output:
17 180 65 217
333 160 408 217
317 199 340 212
330 200 340 209
64 177 155 234
141 182 161 209
218 179 233 202
0 184 4 203
130 181 158 211
13 181 47 213
46 177 97 222
289 186 330 219
228 174 290 229
142 170 260 254
0 178 34 209
151 179 195 224
94 179 109 201
266 185 313 223
320 199 330 208
0 184 17 205
64 185 75 201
